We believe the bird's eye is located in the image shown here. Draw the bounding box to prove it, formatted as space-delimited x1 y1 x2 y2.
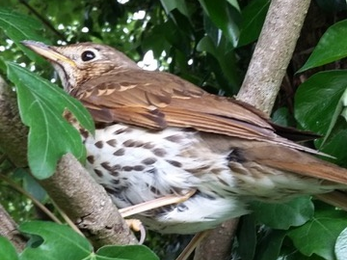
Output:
81 50 96 61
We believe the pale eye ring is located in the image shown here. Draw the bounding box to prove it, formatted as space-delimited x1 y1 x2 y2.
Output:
81 50 96 61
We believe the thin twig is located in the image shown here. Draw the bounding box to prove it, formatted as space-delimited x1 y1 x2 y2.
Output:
0 173 61 224
18 0 66 40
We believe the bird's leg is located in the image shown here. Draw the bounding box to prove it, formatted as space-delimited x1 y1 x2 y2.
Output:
120 190 196 244
124 219 147 244
119 189 196 218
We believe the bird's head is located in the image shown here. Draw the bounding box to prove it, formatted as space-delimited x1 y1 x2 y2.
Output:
22 41 140 93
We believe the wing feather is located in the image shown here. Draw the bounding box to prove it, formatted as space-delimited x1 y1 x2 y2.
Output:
73 70 320 154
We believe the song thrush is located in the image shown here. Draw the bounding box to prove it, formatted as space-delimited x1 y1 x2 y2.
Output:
23 41 347 234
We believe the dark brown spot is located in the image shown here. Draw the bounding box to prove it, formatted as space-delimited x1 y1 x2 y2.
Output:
142 157 157 165
100 162 121 175
94 169 103 177
217 177 229 186
166 160 182 168
211 168 224 175
165 134 182 143
134 141 145 147
112 179 120 185
80 129 89 139
122 166 133 171
113 148 125 156
95 141 103 148
186 165 211 175
146 168 157 174
104 187 118 195
123 139 136 147
227 148 246 163
222 189 238 195
87 155 95 164
113 128 127 135
143 142 155 149
101 162 112 171
150 186 160 195
177 204 188 212
106 139 117 147
152 148 167 157
133 165 145 171
110 171 119 177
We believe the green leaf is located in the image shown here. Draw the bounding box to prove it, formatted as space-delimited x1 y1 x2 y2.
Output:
198 0 240 46
160 0 190 18
256 230 286 260
294 70 347 161
97 245 159 260
295 70 347 137
0 236 19 260
288 204 347 260
7 62 94 179
238 0 270 47
237 215 257 260
13 168 47 202
226 0 240 12
317 129 347 167
298 20 347 72
336 227 347 260
197 35 239 93
250 197 314 230
19 221 92 260
272 107 295 127
0 8 49 63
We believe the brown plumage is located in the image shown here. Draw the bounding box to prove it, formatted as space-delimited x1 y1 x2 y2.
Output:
22 40 347 233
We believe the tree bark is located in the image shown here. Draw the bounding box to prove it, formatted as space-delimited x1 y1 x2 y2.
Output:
237 0 311 115
0 76 28 167
193 219 239 260
0 75 137 249
0 204 27 251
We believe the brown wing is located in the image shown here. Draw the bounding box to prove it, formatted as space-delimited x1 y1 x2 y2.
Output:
72 70 319 153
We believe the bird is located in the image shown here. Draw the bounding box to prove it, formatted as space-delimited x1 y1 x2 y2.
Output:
22 40 347 234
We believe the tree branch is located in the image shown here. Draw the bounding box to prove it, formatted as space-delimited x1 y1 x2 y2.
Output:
0 76 28 167
0 204 27 251
193 219 239 260
18 0 66 40
237 0 311 115
195 1 311 259
0 74 137 248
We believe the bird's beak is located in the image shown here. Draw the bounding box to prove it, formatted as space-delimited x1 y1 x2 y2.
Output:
22 40 76 67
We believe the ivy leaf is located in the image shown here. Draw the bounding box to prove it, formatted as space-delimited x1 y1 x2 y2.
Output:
250 196 314 230
287 204 347 260
7 62 94 179
97 245 159 260
0 236 19 260
295 71 347 136
298 20 347 72
0 8 48 64
294 70 347 162
19 221 92 260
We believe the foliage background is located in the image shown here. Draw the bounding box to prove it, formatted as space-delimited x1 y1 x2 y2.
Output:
1 0 347 259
